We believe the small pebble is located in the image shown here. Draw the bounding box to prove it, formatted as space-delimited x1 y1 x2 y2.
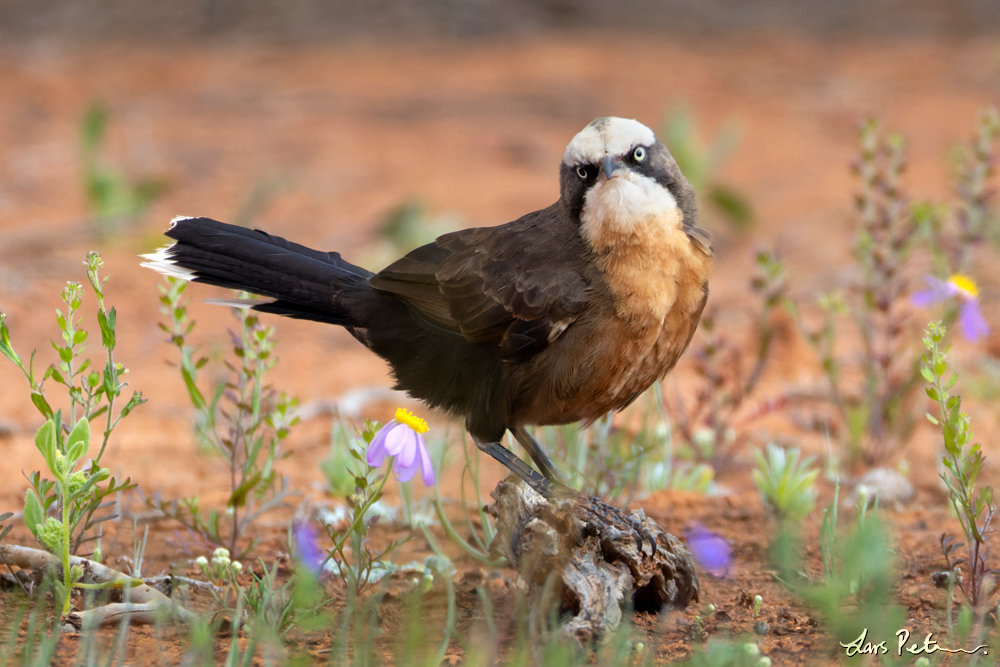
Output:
753 620 770 636
852 468 914 509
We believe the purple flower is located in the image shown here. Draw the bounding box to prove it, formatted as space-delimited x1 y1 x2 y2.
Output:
912 275 989 342
367 408 435 487
292 521 326 574
685 522 731 578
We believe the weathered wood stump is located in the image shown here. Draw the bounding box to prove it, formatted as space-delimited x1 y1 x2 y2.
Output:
487 478 699 645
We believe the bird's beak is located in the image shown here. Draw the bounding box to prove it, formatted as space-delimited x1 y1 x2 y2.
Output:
603 155 624 179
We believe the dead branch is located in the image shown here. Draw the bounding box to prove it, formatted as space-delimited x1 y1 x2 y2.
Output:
0 543 198 629
488 479 699 646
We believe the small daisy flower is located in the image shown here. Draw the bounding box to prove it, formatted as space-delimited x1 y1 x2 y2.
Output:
912 275 989 342
685 522 731 578
367 408 435 487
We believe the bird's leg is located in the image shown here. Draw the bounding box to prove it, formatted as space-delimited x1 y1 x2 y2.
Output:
510 425 569 487
473 438 556 498
480 430 656 551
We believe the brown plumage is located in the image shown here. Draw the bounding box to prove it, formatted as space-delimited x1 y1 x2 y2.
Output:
142 116 713 493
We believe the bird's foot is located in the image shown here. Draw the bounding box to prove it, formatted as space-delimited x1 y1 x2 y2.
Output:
510 477 656 553
575 494 658 554
473 439 656 552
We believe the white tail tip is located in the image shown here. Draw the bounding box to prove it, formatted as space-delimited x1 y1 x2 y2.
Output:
204 297 271 310
140 244 196 281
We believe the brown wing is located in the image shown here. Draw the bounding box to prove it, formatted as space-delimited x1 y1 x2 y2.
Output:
369 204 591 361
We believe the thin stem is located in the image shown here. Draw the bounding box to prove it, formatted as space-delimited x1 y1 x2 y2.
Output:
60 475 72 616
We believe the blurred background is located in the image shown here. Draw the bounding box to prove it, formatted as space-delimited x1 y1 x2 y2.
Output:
0 2 998 504
2 0 1000 39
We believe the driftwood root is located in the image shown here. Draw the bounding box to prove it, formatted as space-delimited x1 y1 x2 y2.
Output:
488 478 699 645
0 543 197 630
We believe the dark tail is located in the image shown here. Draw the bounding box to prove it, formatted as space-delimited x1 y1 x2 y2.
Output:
142 216 377 326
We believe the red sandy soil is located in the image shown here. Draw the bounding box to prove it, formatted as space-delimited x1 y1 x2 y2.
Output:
0 33 998 665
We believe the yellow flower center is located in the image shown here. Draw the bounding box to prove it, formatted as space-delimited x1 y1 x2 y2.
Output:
395 408 429 434
948 274 979 299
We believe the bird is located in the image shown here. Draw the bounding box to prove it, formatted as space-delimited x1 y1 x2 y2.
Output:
142 116 714 504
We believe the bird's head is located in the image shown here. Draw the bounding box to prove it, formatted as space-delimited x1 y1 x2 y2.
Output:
559 117 698 252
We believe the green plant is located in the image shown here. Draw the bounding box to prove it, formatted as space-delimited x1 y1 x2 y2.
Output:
787 510 904 666
195 547 244 587
534 415 651 499
80 101 166 237
786 112 1000 466
773 473 903 665
922 322 997 620
668 249 786 470
0 253 141 615
0 603 60 667
925 108 1000 275
321 417 361 497
532 379 709 500
367 201 461 271
431 433 501 566
146 278 297 558
322 420 407 596
661 104 753 231
680 638 769 667
378 201 460 253
0 512 12 546
752 443 819 522
819 484 840 583
239 560 300 639
785 120 926 464
1 253 146 470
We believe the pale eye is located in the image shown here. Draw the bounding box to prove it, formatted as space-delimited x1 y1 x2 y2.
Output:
576 166 589 180
633 146 647 162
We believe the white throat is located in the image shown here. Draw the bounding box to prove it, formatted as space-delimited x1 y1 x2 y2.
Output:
580 171 678 251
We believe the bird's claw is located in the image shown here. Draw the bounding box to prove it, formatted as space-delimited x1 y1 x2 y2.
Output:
576 495 658 554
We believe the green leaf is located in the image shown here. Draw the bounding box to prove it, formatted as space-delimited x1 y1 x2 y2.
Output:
0 317 22 366
73 329 88 345
30 392 54 419
81 101 109 155
228 471 263 509
23 488 44 539
54 344 72 364
46 366 66 385
66 417 90 464
103 363 118 399
97 308 116 349
74 469 110 498
180 366 206 411
118 391 146 420
34 420 58 473
708 184 753 230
